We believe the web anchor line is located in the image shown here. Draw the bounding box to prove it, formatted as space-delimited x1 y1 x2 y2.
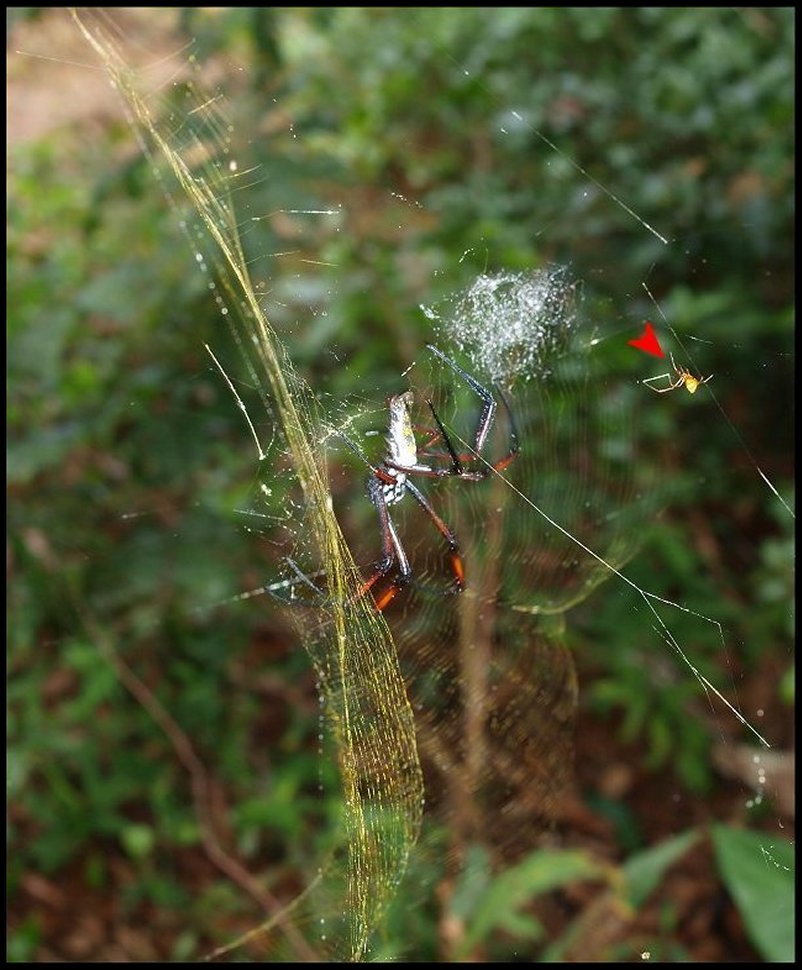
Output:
447 426 772 750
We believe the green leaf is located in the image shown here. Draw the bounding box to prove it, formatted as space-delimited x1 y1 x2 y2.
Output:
449 843 492 921
623 829 699 907
711 825 794 962
462 849 606 952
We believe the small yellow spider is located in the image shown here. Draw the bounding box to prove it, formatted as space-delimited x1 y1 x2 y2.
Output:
642 354 713 395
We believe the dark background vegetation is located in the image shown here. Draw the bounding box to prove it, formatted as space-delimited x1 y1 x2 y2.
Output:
8 7 794 962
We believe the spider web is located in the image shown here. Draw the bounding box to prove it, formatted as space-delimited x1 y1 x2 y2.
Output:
21 7 793 961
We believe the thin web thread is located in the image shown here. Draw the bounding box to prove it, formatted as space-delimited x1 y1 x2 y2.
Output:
444 422 771 750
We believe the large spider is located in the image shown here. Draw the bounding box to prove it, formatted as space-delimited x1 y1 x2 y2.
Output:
358 344 519 611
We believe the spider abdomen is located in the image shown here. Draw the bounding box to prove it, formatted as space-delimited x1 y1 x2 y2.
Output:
385 391 417 468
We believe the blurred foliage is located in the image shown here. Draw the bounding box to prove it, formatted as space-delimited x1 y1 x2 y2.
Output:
8 6 793 961
711 826 795 962
450 845 608 957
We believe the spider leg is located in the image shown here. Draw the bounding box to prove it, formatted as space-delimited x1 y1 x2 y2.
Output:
488 384 520 471
426 344 520 472
373 514 411 611
384 458 474 480
414 424 444 451
415 422 485 465
642 373 682 393
641 372 671 386
403 479 465 590
359 474 411 610
427 344 496 454
341 422 462 487
426 400 464 475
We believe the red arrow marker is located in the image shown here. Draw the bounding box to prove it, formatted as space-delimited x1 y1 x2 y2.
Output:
628 321 665 358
